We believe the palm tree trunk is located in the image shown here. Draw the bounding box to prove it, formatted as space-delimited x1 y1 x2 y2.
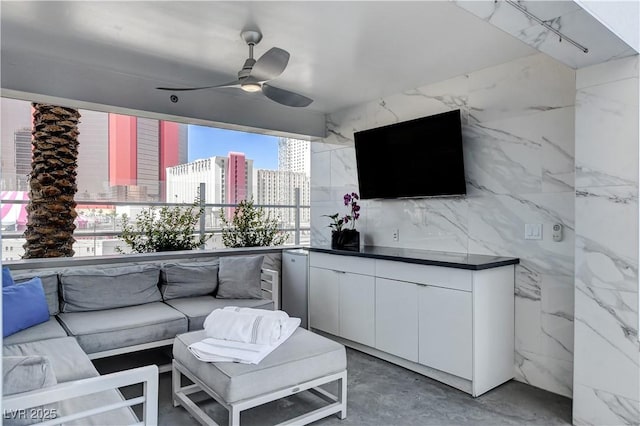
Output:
23 104 81 258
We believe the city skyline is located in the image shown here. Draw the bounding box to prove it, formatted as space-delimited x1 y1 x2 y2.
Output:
187 125 279 170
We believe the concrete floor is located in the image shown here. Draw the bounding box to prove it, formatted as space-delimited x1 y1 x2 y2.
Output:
95 347 571 425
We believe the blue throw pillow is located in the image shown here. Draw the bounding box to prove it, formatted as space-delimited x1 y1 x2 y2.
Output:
3 277 50 337
2 266 15 287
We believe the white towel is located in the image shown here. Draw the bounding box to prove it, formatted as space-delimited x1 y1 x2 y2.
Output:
202 308 290 345
188 317 301 364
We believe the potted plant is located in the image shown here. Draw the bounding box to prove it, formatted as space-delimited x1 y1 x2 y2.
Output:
324 192 361 251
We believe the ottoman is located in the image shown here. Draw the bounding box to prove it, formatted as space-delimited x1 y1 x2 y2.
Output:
173 328 347 426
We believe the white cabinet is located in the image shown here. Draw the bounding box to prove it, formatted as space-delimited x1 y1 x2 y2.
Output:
309 253 375 347
375 278 419 362
418 285 472 379
308 250 516 397
309 267 340 335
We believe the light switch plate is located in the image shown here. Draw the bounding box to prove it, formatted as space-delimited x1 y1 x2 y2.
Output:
525 224 542 240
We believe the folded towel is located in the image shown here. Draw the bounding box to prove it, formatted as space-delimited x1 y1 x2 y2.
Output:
203 308 289 345
222 306 290 321
188 317 301 364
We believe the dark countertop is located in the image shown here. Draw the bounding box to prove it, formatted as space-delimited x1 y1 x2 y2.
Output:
307 246 519 270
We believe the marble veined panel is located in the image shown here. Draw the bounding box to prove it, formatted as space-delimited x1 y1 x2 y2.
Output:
576 55 639 90
359 197 469 252
463 123 541 196
573 383 640 426
468 54 575 124
310 201 340 246
574 281 639 401
330 146 358 191
468 192 574 278
575 78 639 188
515 349 573 398
311 149 331 202
541 274 574 362
464 107 575 196
575 186 638 292
370 75 470 128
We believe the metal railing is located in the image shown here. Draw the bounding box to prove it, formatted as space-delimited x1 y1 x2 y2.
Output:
1 188 309 258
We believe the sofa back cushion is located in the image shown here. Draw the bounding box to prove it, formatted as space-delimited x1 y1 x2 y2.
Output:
160 261 219 300
59 265 161 312
12 273 60 316
216 255 264 299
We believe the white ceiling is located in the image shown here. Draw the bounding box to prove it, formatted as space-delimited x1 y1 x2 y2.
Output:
0 1 550 136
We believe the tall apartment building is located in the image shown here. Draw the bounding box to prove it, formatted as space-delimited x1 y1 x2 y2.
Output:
255 169 310 225
13 128 31 191
165 154 254 206
109 114 187 201
1 98 32 190
278 138 310 176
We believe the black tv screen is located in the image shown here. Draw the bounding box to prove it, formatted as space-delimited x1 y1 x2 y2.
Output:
354 110 466 199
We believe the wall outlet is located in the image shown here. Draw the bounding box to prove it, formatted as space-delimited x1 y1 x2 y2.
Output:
392 229 399 242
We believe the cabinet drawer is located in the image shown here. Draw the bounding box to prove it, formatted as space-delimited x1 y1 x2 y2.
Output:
375 260 472 291
309 252 375 275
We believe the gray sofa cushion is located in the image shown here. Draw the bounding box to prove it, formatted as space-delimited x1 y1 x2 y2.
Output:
57 302 187 354
3 355 58 426
13 273 59 316
173 328 346 403
59 264 161 312
161 261 219 300
165 296 274 330
216 255 264 299
3 355 57 396
3 336 96 383
2 316 67 346
2 337 137 425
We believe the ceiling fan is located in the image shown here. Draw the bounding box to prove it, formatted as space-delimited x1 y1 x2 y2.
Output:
157 30 313 108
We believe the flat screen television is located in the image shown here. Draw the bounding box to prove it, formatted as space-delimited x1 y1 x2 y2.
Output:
354 109 466 199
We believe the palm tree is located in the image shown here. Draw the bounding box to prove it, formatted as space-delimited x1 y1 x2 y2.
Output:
23 103 81 258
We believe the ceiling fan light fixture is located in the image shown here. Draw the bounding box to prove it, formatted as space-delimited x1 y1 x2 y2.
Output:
240 82 262 92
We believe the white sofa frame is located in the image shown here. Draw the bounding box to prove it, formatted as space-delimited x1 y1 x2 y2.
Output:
3 365 159 426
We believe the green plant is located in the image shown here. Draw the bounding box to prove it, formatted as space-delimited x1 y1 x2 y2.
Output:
219 199 287 247
117 199 210 253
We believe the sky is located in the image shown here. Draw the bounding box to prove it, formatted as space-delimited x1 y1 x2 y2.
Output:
187 125 279 169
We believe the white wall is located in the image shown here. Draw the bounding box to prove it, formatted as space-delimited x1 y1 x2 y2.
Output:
311 53 576 397
573 55 640 425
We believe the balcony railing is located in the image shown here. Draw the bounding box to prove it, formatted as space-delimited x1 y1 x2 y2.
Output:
1 188 309 260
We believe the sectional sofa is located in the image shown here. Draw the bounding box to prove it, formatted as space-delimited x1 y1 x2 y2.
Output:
2 252 279 425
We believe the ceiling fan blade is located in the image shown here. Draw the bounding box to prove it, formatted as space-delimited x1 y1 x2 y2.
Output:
156 85 219 91
250 47 290 82
262 83 313 108
156 80 241 91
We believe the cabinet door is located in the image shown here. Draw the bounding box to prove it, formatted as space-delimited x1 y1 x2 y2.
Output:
309 267 340 335
418 286 472 379
339 272 375 347
375 278 419 362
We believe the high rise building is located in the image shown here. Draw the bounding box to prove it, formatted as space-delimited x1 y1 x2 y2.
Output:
255 169 310 225
13 128 31 191
165 154 254 206
1 98 32 190
278 138 310 176
108 114 187 201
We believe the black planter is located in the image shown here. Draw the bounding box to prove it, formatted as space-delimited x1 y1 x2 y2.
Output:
331 230 360 251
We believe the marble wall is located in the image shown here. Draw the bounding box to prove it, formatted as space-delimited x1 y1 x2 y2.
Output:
573 55 640 425
311 53 576 397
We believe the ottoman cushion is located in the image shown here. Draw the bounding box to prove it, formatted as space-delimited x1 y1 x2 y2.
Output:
165 296 274 330
173 328 346 403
